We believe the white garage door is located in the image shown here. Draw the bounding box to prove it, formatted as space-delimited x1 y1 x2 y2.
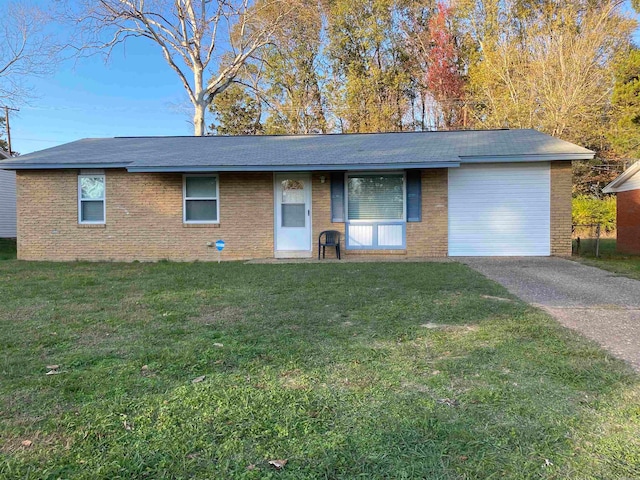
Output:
448 163 550 256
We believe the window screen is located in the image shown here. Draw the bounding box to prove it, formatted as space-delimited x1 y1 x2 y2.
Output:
281 179 306 227
347 174 404 220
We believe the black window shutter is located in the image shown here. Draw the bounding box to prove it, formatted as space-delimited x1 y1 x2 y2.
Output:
330 172 345 222
406 170 422 222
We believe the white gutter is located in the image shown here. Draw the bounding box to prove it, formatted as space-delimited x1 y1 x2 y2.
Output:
603 161 640 194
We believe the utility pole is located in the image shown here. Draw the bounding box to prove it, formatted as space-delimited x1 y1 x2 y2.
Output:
2 105 19 156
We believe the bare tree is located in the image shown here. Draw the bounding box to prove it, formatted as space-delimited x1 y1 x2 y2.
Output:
463 0 635 147
66 0 298 136
0 2 61 105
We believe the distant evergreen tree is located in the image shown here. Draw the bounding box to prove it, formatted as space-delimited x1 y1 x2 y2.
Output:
209 85 262 136
610 47 640 159
0 116 8 154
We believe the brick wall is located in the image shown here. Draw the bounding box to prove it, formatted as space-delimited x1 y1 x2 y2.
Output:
617 189 640 255
406 169 448 256
311 173 345 259
16 170 274 261
17 164 566 261
550 161 572 256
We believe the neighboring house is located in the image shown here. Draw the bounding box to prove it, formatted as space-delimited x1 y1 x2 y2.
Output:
0 129 593 261
603 161 640 254
0 150 17 238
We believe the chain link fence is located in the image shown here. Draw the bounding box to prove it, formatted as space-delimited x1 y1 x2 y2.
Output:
572 223 601 257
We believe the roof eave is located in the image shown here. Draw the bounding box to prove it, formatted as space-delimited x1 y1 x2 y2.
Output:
0 162 133 170
460 153 594 163
603 161 640 194
126 162 461 173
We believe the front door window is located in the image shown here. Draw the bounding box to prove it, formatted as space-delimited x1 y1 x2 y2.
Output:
281 179 306 227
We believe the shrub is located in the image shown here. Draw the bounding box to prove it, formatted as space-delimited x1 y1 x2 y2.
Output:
572 195 616 232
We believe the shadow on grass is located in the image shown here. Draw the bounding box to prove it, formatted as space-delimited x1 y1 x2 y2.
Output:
0 261 639 479
0 238 16 260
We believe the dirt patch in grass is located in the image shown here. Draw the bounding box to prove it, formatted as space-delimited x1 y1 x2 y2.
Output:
480 294 514 302
420 322 479 332
432 291 463 305
0 303 49 323
73 325 133 351
1 431 73 455
400 381 433 393
279 369 310 390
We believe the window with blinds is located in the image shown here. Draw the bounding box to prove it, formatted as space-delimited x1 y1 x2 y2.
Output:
78 175 106 224
347 174 404 220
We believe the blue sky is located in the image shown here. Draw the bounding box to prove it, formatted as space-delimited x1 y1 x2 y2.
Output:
12 38 194 154
8 5 640 155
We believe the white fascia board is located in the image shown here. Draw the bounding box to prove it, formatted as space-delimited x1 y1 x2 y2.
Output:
0 163 132 170
603 161 640 194
126 162 461 173
460 153 594 163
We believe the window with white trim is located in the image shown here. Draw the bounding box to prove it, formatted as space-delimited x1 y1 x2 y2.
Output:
78 175 106 224
183 175 219 223
347 174 404 220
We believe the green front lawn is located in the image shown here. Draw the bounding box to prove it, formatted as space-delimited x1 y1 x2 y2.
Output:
574 238 640 280
1 252 640 478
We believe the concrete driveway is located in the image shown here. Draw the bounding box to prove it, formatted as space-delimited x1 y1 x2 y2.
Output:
461 257 640 371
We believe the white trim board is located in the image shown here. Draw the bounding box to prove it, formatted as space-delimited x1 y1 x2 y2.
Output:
182 174 220 224
77 174 106 225
603 161 640 193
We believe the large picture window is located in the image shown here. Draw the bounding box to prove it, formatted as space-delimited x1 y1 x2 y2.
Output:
347 174 404 220
78 175 106 224
183 175 219 223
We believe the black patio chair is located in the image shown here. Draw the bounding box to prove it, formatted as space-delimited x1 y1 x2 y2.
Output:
318 230 341 260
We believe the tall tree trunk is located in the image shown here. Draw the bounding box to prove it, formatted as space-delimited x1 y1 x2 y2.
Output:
193 67 206 136
193 84 207 135
193 100 206 136
421 92 426 131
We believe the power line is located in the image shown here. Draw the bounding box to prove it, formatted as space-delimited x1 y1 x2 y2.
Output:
12 137 67 144
20 104 190 113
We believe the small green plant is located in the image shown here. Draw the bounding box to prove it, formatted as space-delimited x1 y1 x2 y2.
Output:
572 195 617 232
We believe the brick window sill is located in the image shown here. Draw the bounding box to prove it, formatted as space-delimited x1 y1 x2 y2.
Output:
77 224 106 229
183 223 221 228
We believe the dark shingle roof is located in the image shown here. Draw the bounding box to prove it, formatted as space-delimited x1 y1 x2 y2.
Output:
0 129 594 171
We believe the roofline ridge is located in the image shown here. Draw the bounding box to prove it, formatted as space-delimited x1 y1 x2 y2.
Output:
113 128 514 140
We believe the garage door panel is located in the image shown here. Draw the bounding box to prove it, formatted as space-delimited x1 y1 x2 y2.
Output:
448 163 550 256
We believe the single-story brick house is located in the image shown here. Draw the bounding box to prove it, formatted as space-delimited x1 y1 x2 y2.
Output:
603 160 640 254
0 129 593 261
0 150 17 238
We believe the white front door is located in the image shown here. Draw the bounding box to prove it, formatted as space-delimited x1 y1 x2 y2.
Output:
275 173 312 257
